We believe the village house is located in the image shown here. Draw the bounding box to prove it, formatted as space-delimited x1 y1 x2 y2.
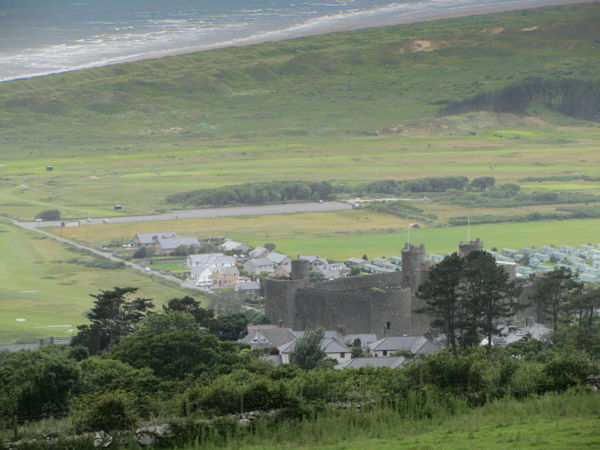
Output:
221 239 251 253
244 257 276 276
249 246 269 259
234 280 261 298
210 266 240 288
368 336 441 357
278 337 351 364
345 257 366 269
186 253 235 269
133 232 176 248
241 325 297 349
153 236 200 255
298 255 328 271
265 252 292 275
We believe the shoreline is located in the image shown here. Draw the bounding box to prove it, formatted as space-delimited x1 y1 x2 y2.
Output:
1 0 595 84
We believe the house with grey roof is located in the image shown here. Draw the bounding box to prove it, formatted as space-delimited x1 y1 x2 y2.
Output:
345 257 366 269
335 356 407 370
368 336 441 357
298 255 328 271
249 246 269 259
187 253 235 269
154 236 200 254
266 252 292 274
279 337 351 364
235 280 261 298
241 325 297 349
133 232 176 247
221 239 251 253
244 258 276 276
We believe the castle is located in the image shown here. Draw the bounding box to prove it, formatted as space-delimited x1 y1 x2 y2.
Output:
265 239 485 337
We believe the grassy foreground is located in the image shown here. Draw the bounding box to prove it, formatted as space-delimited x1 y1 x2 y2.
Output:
193 391 600 450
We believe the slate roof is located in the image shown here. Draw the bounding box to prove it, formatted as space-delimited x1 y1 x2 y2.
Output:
235 281 261 291
156 236 200 250
241 327 297 348
368 336 441 355
135 232 176 245
248 257 275 268
214 266 239 276
266 252 290 265
187 253 226 266
249 247 268 258
279 337 350 355
335 356 406 369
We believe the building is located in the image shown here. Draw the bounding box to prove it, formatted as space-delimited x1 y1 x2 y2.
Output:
154 236 200 254
210 266 240 288
278 337 351 364
244 258 276 276
241 325 297 349
335 356 407 370
133 232 176 248
368 336 440 357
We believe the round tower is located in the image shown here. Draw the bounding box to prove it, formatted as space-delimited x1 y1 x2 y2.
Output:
291 259 310 281
459 238 484 258
401 242 427 292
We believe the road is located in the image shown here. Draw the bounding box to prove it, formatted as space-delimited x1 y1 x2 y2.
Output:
12 201 352 292
18 201 353 229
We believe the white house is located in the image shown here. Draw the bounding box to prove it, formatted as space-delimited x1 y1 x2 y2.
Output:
278 337 351 364
187 253 235 269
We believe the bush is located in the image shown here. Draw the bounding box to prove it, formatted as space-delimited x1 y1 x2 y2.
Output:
35 209 60 221
76 391 138 432
543 350 597 392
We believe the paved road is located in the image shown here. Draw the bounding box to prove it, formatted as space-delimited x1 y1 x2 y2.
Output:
12 220 200 291
18 201 352 229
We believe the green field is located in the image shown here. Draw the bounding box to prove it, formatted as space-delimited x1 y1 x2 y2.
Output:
0 221 193 344
2 4 600 343
0 4 599 219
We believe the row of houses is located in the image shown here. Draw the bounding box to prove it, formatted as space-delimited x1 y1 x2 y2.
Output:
241 325 441 369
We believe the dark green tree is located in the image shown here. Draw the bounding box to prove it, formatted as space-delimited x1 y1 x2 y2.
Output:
107 312 231 379
290 329 327 370
462 251 522 353
71 287 154 354
209 312 249 341
163 296 214 325
35 209 61 221
416 253 465 352
531 268 579 332
470 176 495 192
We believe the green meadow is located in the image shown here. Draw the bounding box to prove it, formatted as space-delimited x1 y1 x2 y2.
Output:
0 221 193 344
2 4 600 342
0 4 599 219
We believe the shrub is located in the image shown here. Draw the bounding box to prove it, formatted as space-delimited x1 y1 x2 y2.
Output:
76 391 138 432
35 209 61 221
543 350 597 391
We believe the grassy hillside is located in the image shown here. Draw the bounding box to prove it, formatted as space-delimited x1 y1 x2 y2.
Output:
0 4 599 218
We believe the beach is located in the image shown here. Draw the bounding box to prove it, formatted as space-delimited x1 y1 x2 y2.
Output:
0 0 594 83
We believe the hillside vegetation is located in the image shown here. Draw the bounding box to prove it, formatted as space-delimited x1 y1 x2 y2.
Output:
0 4 599 218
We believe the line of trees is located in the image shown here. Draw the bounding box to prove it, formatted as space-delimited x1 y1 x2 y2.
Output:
439 78 600 122
166 180 334 207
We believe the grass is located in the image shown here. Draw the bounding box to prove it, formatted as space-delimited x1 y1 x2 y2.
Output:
204 391 600 449
55 211 600 261
0 4 599 219
0 220 196 344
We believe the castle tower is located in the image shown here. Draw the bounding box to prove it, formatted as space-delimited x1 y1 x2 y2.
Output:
401 242 427 293
459 238 484 258
291 259 310 281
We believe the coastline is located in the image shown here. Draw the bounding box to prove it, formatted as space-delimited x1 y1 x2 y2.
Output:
1 0 596 83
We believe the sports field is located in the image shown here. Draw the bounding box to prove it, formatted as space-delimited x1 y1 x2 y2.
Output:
0 221 193 344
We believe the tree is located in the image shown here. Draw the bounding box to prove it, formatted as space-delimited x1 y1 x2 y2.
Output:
107 312 230 379
470 176 495 192
462 251 522 353
531 268 579 332
35 209 61 221
289 329 327 369
71 287 154 355
416 253 465 352
208 288 241 315
563 284 600 334
309 270 326 282
132 246 153 259
163 296 214 325
208 312 249 341
264 243 276 251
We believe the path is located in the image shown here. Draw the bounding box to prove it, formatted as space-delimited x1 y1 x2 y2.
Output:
18 201 353 229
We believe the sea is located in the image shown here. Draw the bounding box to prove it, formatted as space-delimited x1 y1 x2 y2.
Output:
0 0 562 82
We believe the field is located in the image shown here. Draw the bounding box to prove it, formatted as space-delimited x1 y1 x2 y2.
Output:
56 211 600 260
0 4 599 220
0 220 193 344
1 4 600 343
